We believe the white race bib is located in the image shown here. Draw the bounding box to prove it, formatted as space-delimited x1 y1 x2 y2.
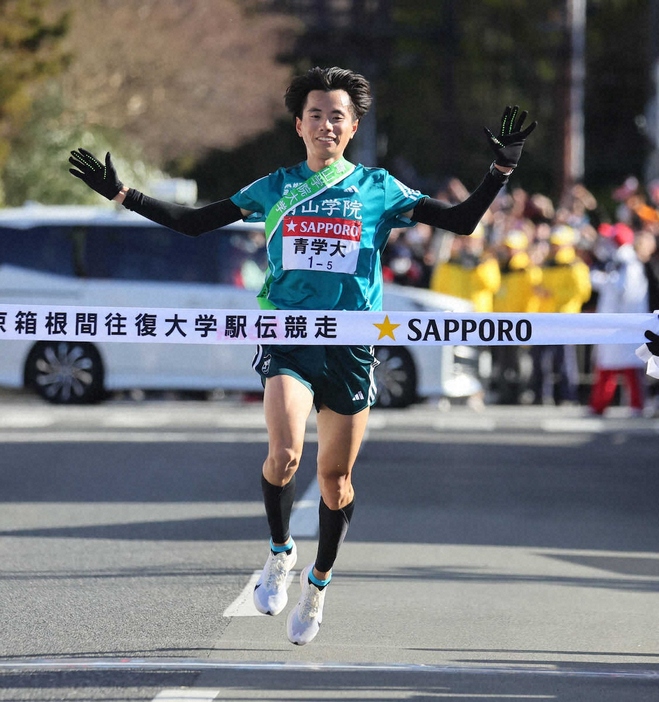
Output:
282 215 362 274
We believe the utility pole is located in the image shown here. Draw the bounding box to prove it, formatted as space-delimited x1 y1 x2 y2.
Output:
348 0 393 167
562 0 586 197
645 0 659 181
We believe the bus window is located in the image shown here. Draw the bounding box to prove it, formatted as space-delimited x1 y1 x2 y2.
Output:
216 229 267 289
84 226 217 283
0 226 76 277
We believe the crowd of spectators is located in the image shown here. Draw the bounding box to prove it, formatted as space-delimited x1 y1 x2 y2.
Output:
381 175 659 415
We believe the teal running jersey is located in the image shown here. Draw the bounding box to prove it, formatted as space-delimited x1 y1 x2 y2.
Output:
230 161 426 311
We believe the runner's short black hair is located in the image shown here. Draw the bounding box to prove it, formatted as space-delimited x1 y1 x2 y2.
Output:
284 66 372 121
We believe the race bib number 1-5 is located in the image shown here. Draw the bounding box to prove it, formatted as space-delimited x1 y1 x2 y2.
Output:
282 216 362 274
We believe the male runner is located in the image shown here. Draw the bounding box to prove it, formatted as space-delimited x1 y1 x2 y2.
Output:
69 66 536 645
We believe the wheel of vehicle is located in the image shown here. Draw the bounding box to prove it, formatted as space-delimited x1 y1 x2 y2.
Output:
374 346 417 408
24 341 105 404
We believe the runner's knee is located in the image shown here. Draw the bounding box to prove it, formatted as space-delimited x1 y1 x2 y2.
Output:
318 472 353 510
264 445 301 485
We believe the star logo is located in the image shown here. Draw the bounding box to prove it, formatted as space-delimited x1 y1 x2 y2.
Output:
286 220 297 232
373 314 400 341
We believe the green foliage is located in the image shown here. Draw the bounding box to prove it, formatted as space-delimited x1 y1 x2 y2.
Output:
3 82 165 207
0 0 70 174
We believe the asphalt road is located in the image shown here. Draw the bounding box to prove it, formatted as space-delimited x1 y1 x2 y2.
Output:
0 397 658 700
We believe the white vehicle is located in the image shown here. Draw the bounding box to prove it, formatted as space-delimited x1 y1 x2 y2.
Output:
0 203 481 407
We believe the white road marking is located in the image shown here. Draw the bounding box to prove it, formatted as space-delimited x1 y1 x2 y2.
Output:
0 409 55 428
222 570 295 617
0 430 271 443
151 691 550 701
0 658 658 681
222 572 261 617
541 417 659 433
433 416 497 432
153 690 220 701
288 476 320 537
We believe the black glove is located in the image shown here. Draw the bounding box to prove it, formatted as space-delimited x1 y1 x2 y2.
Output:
484 105 537 169
645 330 659 356
69 148 123 200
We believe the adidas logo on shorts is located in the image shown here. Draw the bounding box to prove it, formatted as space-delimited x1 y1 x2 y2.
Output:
351 390 365 402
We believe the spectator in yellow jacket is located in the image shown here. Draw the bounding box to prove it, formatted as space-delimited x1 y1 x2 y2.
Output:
430 224 500 409
429 224 501 313
531 226 592 405
493 230 543 313
537 226 592 314
492 230 543 403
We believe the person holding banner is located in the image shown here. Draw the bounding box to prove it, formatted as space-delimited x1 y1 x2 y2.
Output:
531 225 591 405
69 66 536 645
641 330 659 380
589 223 650 416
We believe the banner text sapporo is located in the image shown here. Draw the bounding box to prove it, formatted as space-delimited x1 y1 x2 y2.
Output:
407 317 533 343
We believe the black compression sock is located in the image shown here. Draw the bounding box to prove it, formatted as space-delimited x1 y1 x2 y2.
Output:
261 474 296 545
315 496 355 574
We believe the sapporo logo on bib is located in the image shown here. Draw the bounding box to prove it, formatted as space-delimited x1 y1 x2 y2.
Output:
282 216 362 274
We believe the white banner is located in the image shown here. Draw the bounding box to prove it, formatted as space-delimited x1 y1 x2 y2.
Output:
0 304 657 347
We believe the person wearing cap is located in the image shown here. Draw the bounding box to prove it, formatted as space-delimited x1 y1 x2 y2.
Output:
589 223 649 416
491 229 542 403
530 225 592 405
429 222 501 313
493 230 543 313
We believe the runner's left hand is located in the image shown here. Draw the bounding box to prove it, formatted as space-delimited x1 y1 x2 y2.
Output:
484 106 537 169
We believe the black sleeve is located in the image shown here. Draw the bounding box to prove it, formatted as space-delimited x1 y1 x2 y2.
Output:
122 189 244 237
412 168 508 235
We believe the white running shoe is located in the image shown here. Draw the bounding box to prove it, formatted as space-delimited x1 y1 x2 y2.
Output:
253 540 297 616
286 564 327 645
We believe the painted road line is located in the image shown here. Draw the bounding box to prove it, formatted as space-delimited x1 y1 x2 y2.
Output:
1 658 659 681
542 417 659 433
153 690 220 701
289 477 320 537
433 416 497 432
0 430 271 443
222 570 295 617
0 409 55 428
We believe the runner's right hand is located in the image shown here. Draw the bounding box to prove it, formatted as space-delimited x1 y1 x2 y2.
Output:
69 148 123 200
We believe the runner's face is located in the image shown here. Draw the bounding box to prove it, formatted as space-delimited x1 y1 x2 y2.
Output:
296 89 359 167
